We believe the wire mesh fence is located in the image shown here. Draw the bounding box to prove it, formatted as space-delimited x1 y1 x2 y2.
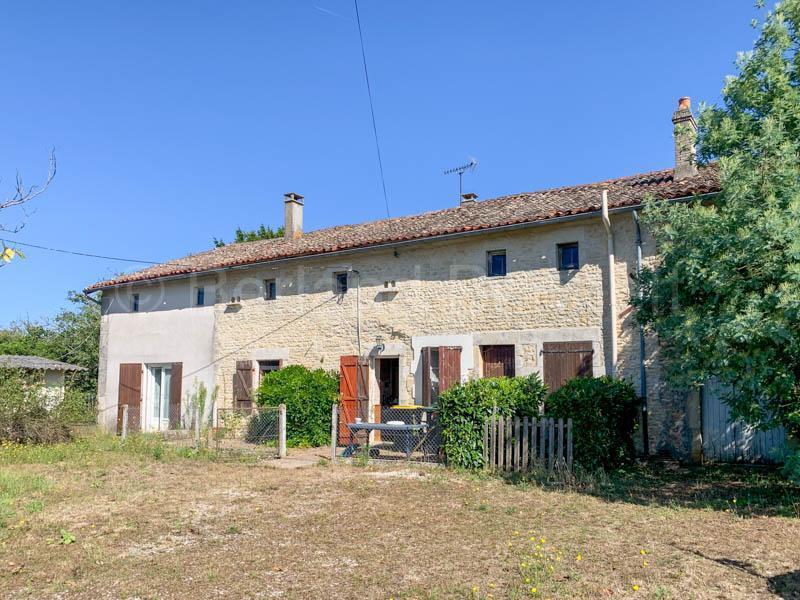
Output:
116 403 285 458
332 404 443 464
213 406 282 457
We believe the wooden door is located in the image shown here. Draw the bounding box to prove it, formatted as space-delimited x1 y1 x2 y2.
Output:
439 346 462 394
482 345 515 378
117 363 142 434
542 341 593 393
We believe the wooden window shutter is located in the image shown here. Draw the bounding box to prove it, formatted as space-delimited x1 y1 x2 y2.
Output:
439 346 462 394
481 345 516 378
421 347 432 405
117 363 142 434
542 341 594 393
234 360 254 408
170 362 183 429
356 358 369 421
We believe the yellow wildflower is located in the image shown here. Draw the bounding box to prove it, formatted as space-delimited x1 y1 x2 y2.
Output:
575 554 582 561
632 584 639 592
639 549 647 555
530 588 537 595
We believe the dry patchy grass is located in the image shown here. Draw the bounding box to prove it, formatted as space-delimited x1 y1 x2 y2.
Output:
0 436 798 599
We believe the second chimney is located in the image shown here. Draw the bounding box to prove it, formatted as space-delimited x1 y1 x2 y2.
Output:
284 192 304 239
672 96 698 180
460 192 478 205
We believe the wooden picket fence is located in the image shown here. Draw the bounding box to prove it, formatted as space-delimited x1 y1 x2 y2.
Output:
483 416 573 472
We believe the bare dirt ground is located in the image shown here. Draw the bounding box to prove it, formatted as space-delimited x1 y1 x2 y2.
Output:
1 438 799 599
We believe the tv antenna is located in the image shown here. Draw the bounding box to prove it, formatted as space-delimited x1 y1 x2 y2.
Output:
444 157 478 201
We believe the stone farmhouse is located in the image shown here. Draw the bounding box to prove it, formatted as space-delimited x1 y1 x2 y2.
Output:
86 97 722 460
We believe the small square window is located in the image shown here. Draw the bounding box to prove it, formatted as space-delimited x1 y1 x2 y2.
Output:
487 250 507 277
196 286 205 306
131 293 140 312
264 279 277 301
334 271 348 294
558 242 579 271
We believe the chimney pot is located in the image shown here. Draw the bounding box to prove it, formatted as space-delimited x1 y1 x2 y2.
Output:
671 96 698 180
460 192 478 205
284 192 304 239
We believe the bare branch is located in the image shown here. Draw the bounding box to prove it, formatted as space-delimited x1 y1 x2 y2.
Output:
0 149 57 211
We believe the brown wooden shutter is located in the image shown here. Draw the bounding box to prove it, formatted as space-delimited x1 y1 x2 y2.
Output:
439 346 462 394
481 345 516 378
234 360 254 408
117 363 142 434
170 362 183 429
339 355 359 439
421 347 432 405
542 341 594 393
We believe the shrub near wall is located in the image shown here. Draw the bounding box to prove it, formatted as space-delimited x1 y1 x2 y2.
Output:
544 376 639 472
0 368 71 444
256 365 338 447
438 374 548 469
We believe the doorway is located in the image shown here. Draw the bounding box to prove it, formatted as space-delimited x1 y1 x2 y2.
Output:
147 365 172 432
377 357 400 408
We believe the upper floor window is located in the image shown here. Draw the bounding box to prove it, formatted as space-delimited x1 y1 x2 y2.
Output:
487 250 507 277
557 242 579 271
196 286 205 306
264 279 277 301
131 293 140 312
334 271 348 295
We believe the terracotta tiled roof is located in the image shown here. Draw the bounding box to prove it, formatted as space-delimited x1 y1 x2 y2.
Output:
85 165 719 292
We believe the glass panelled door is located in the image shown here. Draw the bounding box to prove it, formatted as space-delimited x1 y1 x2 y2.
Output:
148 366 172 431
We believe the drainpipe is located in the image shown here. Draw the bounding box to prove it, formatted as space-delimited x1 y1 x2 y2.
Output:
632 210 649 456
601 190 617 377
349 268 362 357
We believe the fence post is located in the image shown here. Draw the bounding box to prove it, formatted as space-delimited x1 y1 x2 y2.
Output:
121 404 129 441
278 403 287 459
194 403 201 450
330 403 338 462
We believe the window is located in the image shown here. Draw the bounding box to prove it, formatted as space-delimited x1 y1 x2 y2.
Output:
334 271 348 294
258 360 280 381
196 286 205 306
557 242 580 271
487 250 507 277
131 293 140 312
264 279 277 301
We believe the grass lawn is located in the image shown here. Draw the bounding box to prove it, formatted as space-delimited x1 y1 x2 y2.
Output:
0 435 799 599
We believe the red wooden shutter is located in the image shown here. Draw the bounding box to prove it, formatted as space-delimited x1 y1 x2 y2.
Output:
481 345 516 378
421 347 432 405
117 363 142 434
542 341 594 393
356 358 369 422
439 346 462 394
234 360 254 408
170 362 183 429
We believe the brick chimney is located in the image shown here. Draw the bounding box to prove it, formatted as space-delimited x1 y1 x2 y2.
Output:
460 192 478 205
672 96 697 180
284 192 304 239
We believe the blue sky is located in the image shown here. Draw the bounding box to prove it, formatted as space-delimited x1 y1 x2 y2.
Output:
1 1 760 326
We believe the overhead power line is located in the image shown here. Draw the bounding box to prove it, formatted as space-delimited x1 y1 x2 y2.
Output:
1 238 196 268
353 0 391 218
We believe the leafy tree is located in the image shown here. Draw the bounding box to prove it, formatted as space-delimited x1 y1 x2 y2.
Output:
0 291 100 394
633 0 800 437
213 224 284 248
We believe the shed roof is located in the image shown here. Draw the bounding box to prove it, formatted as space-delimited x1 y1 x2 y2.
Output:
0 355 87 371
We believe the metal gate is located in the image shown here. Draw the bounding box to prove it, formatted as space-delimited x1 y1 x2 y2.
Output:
701 378 787 463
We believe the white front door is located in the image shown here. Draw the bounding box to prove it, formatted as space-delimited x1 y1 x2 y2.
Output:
148 366 172 431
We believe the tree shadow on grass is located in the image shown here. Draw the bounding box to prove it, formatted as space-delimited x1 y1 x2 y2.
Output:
502 462 800 518
679 547 800 599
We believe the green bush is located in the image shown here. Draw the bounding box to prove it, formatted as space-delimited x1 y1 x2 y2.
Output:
781 448 800 485
438 374 548 469
255 365 338 447
0 368 72 444
544 376 639 472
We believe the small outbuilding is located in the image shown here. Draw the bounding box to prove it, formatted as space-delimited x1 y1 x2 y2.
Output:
0 355 86 407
